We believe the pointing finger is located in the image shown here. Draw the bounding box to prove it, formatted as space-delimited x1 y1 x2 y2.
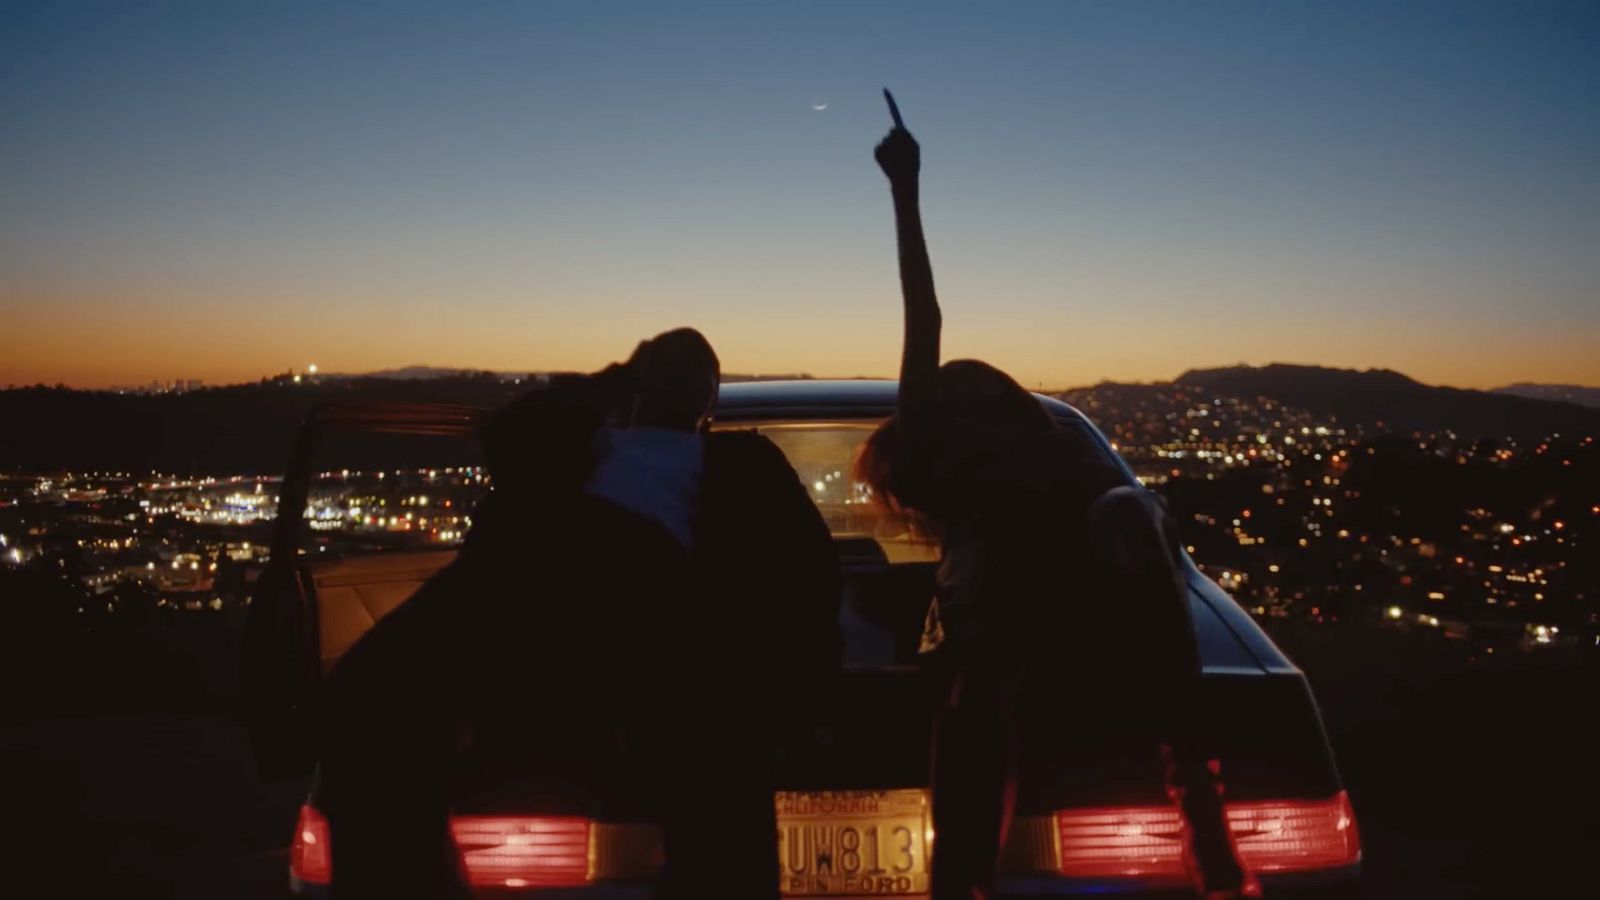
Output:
883 88 905 130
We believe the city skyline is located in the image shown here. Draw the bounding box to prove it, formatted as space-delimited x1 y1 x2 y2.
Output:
5 2 1599 390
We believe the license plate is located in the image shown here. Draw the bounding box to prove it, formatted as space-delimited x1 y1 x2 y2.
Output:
776 790 930 895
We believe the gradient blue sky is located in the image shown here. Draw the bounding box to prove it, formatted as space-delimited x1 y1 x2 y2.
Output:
3 1 1597 389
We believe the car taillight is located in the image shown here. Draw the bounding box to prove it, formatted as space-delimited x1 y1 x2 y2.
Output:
1056 791 1359 880
290 807 594 890
290 803 332 886
452 816 593 888
1230 791 1360 873
1055 805 1187 880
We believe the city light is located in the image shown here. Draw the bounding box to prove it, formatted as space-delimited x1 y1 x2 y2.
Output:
5 383 1589 651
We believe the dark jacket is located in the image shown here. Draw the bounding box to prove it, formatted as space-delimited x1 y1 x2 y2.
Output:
317 376 839 899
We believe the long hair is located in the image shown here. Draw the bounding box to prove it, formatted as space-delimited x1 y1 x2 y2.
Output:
853 359 1054 524
626 327 720 430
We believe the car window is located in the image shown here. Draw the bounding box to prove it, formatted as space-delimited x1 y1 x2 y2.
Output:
733 416 1119 565
297 415 1108 563
298 464 489 555
728 421 940 564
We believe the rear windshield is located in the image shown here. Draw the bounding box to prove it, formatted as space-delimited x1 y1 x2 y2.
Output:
726 414 1122 562
298 415 1107 564
725 422 940 563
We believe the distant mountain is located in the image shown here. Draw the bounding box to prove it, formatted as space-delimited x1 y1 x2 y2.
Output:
1176 364 1600 439
1493 383 1600 409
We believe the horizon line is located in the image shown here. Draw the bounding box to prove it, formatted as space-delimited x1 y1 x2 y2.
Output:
6 362 1597 396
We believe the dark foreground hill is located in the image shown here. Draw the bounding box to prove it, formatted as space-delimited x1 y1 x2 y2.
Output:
6 365 1595 474
0 375 524 475
0 371 820 475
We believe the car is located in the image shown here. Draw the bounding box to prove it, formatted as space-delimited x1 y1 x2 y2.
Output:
242 380 1361 898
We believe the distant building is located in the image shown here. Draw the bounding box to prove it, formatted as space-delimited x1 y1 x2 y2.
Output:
112 378 206 395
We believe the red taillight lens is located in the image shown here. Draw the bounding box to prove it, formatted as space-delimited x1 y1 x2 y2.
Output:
290 804 332 886
289 808 593 890
1056 805 1187 879
1230 791 1360 873
451 816 593 888
1056 792 1359 880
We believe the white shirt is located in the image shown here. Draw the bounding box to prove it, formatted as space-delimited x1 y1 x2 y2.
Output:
583 426 704 550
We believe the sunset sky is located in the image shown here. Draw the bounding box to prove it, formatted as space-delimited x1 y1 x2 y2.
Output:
3 1 1597 390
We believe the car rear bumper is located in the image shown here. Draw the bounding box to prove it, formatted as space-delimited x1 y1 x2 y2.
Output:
296 868 1361 899
997 862 1361 895
294 887 657 900
293 809 1360 898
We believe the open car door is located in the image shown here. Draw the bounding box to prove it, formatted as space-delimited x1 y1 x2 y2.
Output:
240 402 486 778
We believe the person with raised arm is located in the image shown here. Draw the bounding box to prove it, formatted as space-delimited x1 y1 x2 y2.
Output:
856 92 1261 900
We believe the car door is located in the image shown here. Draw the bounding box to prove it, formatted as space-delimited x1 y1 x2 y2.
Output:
240 402 485 777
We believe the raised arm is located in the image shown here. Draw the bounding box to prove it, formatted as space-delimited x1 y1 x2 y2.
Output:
875 111 940 444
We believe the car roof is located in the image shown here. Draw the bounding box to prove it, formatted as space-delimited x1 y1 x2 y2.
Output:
714 378 1134 483
714 379 1095 427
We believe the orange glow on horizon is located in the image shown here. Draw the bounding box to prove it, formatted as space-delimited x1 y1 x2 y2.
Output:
7 317 1599 393
5 284 1598 392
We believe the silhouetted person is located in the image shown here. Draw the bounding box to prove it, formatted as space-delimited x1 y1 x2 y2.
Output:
854 94 1259 899
316 329 839 900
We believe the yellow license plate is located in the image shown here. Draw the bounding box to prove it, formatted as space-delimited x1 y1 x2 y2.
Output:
776 790 931 895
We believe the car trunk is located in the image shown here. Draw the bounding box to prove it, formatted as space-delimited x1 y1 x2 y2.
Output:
295 545 1355 894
